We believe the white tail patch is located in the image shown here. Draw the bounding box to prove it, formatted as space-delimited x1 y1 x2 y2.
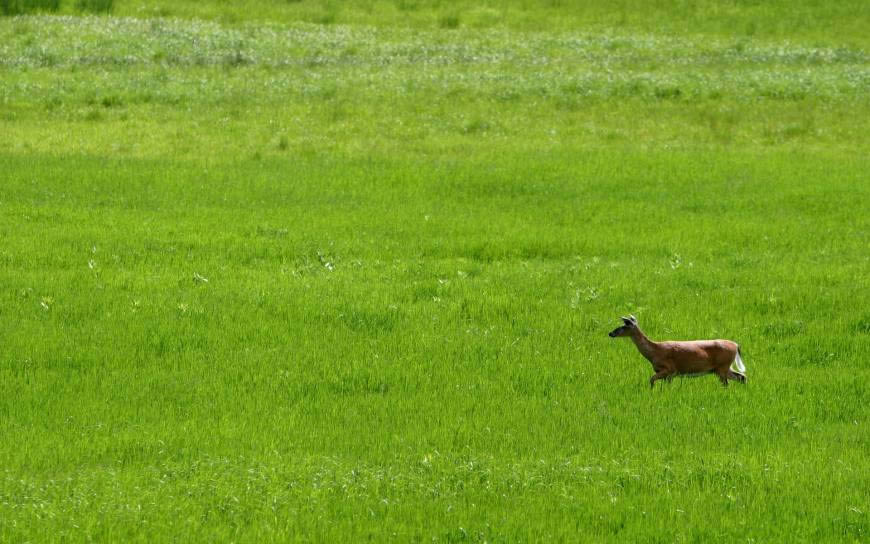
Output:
731 351 746 374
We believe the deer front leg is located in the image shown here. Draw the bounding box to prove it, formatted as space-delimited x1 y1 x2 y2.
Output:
649 370 671 389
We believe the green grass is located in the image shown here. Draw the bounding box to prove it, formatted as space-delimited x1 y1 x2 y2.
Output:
1 2 869 541
84 0 870 49
1 15 869 159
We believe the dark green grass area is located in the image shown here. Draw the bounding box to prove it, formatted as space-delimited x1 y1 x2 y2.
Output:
102 0 870 49
1 150 868 540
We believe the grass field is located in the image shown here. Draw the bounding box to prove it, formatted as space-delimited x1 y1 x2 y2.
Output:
1 1 869 541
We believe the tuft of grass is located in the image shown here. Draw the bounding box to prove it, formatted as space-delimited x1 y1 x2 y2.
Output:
439 12 460 29
0 0 59 15
276 134 289 151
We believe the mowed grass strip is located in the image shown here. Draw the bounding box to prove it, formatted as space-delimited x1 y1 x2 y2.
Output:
1 15 869 159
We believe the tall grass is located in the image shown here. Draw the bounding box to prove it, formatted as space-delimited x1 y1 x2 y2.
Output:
0 0 111 14
0 0 59 15
0 4 868 541
1 149 867 540
75 0 112 14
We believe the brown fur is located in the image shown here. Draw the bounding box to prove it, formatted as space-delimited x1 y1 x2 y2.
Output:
610 317 746 388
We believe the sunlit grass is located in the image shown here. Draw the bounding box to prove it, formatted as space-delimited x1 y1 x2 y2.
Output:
0 4 868 541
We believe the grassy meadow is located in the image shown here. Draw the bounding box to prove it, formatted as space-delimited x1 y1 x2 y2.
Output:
1 1 869 541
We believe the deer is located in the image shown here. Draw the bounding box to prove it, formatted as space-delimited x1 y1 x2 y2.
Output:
608 315 747 388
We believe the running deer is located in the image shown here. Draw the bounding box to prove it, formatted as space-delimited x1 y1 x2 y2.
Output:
608 315 747 388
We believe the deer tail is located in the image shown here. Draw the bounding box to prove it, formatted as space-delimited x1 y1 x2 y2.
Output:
732 345 746 374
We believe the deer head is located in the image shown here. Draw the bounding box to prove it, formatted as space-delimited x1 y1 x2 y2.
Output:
608 315 638 337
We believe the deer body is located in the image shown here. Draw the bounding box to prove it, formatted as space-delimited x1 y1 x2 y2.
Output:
610 315 747 388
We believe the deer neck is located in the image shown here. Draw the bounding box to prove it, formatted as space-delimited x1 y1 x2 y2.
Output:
629 328 660 363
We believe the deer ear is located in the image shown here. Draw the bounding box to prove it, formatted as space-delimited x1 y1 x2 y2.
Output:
621 316 632 324
629 314 638 324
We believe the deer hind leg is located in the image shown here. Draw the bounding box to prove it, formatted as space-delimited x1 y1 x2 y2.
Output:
727 370 747 384
715 367 730 387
